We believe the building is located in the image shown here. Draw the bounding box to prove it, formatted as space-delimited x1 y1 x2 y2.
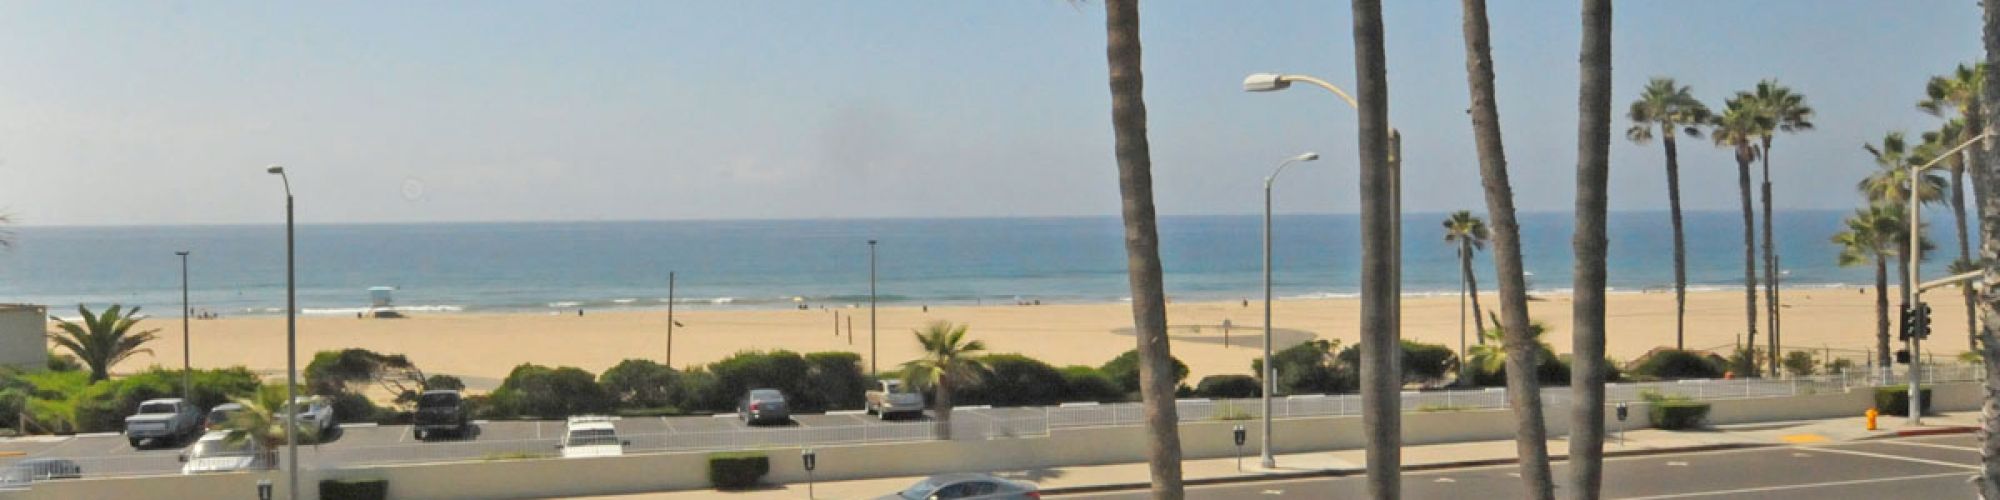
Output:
0 304 48 371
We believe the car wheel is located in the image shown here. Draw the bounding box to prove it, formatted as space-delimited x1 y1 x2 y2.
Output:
415 429 427 441
128 437 143 449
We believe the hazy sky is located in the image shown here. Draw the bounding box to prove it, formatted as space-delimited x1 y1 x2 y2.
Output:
0 1 1982 226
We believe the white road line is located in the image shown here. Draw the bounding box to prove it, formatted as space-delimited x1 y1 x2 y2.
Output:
1613 471 1967 499
342 423 378 428
1801 446 1980 470
827 410 866 416
74 432 118 438
1876 440 1980 452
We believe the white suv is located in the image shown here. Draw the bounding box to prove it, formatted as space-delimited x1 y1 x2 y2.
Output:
290 396 336 437
557 416 628 458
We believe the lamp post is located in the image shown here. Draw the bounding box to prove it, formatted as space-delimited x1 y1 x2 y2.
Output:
176 251 191 400
266 165 299 500
1903 130 1993 425
1258 151 1317 469
667 271 675 367
1245 72 1402 468
869 239 878 379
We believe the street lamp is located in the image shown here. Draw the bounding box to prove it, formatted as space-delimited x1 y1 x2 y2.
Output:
1244 72 1402 469
1259 151 1318 469
266 165 300 500
176 251 191 401
1904 130 1993 425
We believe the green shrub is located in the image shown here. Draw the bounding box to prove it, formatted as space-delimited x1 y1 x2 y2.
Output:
701 351 812 412
328 392 382 423
1650 402 1710 430
1782 351 1817 377
958 354 1067 407
1100 350 1189 394
424 375 465 391
1631 349 1726 380
319 478 388 500
1874 386 1933 417
489 364 613 418
707 452 770 490
674 369 720 413
1337 340 1459 386
1254 340 1355 395
45 352 80 373
599 359 679 409
1825 358 1857 374
1193 375 1260 399
614 406 688 418
1057 366 1124 403
800 352 867 411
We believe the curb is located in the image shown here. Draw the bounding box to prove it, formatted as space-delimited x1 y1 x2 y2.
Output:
1040 443 1770 496
1894 425 1979 438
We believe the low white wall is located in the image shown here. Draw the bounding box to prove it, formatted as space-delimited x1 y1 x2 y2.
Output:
7 381 1977 500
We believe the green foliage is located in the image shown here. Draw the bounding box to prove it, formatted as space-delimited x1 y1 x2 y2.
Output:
1873 386 1932 417
599 359 679 409
1336 340 1460 386
424 375 465 391
1727 346 1762 377
1193 374 1260 399
701 350 811 412
328 392 383 424
1057 366 1124 403
319 479 388 500
223 385 320 449
1465 321 1567 387
1825 358 1857 374
673 369 720 414
304 349 429 407
800 352 866 411
8 367 260 434
1254 340 1355 395
489 364 613 418
1650 402 1711 430
47 304 159 382
707 452 770 490
957 354 1065 407
1632 349 1726 380
45 352 80 373
1100 349 1188 394
1781 351 1817 377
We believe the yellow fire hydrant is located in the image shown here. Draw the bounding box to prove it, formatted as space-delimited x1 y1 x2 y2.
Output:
1866 407 1879 431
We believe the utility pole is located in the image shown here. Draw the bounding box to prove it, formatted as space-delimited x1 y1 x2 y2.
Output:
666 271 675 367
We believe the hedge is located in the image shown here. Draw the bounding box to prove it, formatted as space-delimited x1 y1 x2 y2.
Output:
708 452 770 490
1100 350 1189 394
1650 401 1710 430
1874 386 1932 417
1632 350 1725 380
956 354 1067 407
1058 366 1124 403
1193 375 1260 398
320 479 388 500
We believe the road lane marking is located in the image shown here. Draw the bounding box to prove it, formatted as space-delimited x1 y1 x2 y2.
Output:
74 432 118 438
1876 440 1979 452
1802 446 1979 470
1613 471 1966 499
827 410 866 416
1665 461 1688 467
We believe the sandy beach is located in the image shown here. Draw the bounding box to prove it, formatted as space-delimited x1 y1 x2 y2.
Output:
100 287 1966 391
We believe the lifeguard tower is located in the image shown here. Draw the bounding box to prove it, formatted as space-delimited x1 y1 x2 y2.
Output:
367 286 404 318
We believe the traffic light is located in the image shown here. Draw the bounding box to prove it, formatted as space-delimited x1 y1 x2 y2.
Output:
1915 302 1933 340
1899 303 1915 341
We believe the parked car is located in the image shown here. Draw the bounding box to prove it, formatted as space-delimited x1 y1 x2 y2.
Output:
289 396 337 437
557 415 629 458
413 390 471 440
124 398 203 448
879 473 1040 500
865 380 926 420
0 458 82 484
738 389 790 426
179 430 277 474
204 402 245 431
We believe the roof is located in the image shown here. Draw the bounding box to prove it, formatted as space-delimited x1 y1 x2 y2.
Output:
0 304 45 313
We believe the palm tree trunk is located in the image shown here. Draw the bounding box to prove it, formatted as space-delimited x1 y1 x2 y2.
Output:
1101 1 1182 497
1975 5 2000 493
1761 140 1780 375
1463 239 1488 342
1664 133 1688 350
1568 1 1612 496
935 378 954 440
1460 0 1553 497
1956 163 1977 353
1877 256 1891 375
1352 1 1401 497
1735 150 1761 376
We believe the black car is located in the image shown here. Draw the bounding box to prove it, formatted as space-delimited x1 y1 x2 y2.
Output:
2 458 83 483
413 390 472 440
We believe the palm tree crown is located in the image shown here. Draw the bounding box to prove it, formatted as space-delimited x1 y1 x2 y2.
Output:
1919 62 1986 120
48 304 159 382
1442 210 1489 250
1626 78 1711 144
1743 80 1814 139
1711 98 1765 158
901 321 990 390
1860 132 1950 207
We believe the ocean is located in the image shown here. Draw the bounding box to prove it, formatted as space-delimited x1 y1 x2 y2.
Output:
0 210 1937 317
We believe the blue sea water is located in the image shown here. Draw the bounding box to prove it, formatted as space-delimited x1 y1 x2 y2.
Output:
0 210 1931 317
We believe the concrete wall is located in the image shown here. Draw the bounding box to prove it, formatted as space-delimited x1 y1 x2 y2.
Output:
0 304 46 371
6 381 1980 500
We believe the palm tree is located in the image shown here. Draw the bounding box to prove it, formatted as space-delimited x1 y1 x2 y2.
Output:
1570 2 1612 496
1921 119 1981 351
1972 6 2000 494
1711 98 1764 376
1918 63 1986 231
1862 132 1949 300
1352 1 1404 497
1443 211 1491 343
899 321 989 440
220 385 316 467
1099 1 1183 496
1459 0 1552 497
1742 81 1813 372
1627 78 1711 350
0 211 13 249
48 304 159 382
1833 207 1898 373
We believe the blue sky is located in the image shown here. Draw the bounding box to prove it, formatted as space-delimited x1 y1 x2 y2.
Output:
0 1 1982 225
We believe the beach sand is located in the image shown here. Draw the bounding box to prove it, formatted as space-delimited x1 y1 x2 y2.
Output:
104 287 1966 390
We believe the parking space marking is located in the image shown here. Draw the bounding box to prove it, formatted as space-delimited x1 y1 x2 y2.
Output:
1801 445 1979 470
660 417 678 434
1614 471 1965 500
1877 440 1979 452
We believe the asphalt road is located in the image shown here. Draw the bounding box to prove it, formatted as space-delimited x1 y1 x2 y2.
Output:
1058 435 1988 499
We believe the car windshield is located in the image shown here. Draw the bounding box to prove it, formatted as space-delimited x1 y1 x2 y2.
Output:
418 393 459 408
566 428 619 447
189 437 255 457
136 403 175 414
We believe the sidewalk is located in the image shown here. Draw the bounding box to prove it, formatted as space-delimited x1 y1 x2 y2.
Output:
575 411 1984 500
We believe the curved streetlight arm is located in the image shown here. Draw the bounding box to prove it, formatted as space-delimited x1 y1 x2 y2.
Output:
1275 74 1360 110
1265 155 1318 190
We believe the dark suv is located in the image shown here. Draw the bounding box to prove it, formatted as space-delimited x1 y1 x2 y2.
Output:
413 390 471 440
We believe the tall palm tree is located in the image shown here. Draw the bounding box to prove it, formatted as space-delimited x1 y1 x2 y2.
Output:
1862 132 1950 300
1833 207 1898 373
899 321 989 440
1920 120 1981 351
1443 211 1491 343
1569 2 1613 497
1100 1 1182 496
1742 81 1813 372
1459 0 1552 497
1973 5 2000 494
1919 63 1986 229
48 304 159 382
1712 98 1764 376
1627 78 1711 350
1352 1 1402 497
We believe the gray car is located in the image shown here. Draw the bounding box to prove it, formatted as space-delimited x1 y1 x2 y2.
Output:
737 388 789 426
879 473 1040 500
